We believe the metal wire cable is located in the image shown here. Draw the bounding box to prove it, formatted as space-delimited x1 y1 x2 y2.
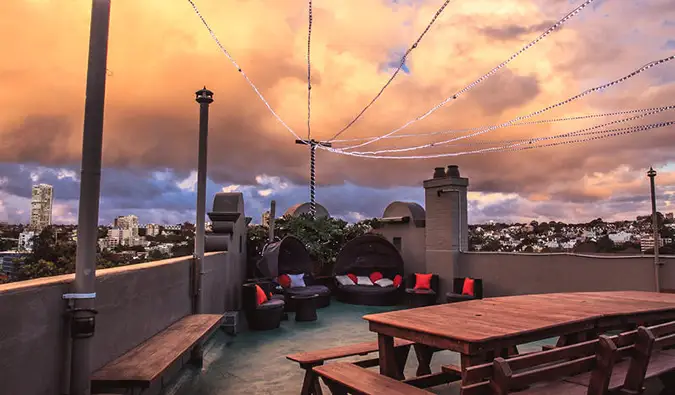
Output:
329 106 671 144
359 105 675 148
328 0 454 141
337 54 675 155
186 0 306 143
322 120 675 159
307 0 313 140
337 0 599 149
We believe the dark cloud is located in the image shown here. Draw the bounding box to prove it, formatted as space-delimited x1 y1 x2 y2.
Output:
480 20 557 41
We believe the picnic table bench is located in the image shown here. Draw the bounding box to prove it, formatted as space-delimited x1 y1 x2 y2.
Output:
287 339 414 395
91 314 223 394
313 362 433 395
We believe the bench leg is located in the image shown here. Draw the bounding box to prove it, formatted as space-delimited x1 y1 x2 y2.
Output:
413 344 436 377
322 378 348 395
394 345 411 379
300 365 324 395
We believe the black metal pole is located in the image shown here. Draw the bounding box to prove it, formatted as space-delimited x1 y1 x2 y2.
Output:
192 87 213 365
70 1 111 394
648 167 660 292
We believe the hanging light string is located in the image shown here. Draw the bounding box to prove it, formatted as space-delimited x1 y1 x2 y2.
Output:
307 0 313 140
334 0 599 148
321 120 674 159
329 106 672 144
186 0 306 143
329 0 455 141
333 54 675 155
358 105 675 148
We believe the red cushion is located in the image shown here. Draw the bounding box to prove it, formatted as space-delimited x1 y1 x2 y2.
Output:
393 274 403 288
414 273 433 290
255 285 268 305
369 271 383 283
462 278 475 296
278 274 291 288
347 273 357 284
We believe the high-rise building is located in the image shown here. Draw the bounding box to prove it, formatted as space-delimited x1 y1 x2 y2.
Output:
30 184 53 232
114 215 139 238
261 211 270 227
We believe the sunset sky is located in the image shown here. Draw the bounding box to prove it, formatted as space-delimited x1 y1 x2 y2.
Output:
1 0 674 225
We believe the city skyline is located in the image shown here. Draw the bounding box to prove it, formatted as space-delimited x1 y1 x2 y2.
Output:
1 1 674 228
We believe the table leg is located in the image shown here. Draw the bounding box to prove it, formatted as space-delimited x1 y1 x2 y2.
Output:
378 334 402 380
413 344 436 376
460 354 488 383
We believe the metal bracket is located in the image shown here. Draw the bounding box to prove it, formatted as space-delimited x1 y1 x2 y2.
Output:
62 293 97 300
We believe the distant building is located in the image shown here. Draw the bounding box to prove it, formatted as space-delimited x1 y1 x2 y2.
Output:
18 231 35 252
146 224 161 237
640 236 672 252
0 251 28 278
30 184 53 232
608 231 633 245
261 211 270 227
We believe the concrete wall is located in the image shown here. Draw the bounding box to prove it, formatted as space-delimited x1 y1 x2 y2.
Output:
457 252 675 297
0 252 235 395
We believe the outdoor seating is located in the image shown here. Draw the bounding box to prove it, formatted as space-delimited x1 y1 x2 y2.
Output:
445 276 483 303
313 363 433 395
256 235 331 312
332 234 404 306
405 273 439 308
242 282 285 330
286 338 414 395
90 314 223 394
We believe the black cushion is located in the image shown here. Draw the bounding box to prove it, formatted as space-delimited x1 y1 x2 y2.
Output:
270 294 285 301
405 288 436 295
258 298 285 310
286 285 331 297
339 284 398 295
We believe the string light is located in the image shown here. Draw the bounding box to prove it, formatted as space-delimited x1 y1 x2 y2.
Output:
338 55 675 155
307 0 313 140
321 121 675 159
186 0 307 144
329 0 455 141
336 0 600 148
362 105 675 148
329 106 671 144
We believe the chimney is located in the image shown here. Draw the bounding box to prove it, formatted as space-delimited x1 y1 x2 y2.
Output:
423 165 469 298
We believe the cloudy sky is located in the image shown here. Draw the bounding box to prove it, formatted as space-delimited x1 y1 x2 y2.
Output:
1 0 674 225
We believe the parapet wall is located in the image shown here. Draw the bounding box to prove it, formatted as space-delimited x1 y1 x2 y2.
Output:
458 252 675 297
0 252 232 395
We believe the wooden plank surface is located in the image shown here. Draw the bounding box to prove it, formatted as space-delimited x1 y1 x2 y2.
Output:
91 314 223 386
286 338 413 365
313 362 434 395
363 292 675 346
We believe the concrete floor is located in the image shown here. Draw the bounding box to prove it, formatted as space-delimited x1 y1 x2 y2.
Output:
163 301 663 395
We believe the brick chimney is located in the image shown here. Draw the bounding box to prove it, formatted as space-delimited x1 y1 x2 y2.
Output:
423 165 469 297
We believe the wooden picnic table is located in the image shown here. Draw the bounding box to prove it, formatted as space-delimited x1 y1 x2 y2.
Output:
363 291 675 384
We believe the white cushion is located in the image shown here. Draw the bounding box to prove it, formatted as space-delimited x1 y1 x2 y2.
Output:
288 273 306 288
356 276 373 286
375 278 394 287
335 275 355 286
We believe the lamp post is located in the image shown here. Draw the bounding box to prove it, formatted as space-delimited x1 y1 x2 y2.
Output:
191 87 213 364
69 1 111 394
648 167 661 292
295 139 332 217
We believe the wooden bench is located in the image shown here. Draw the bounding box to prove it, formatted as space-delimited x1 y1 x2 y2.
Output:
313 362 434 395
91 314 223 394
459 328 657 395
287 339 414 395
565 320 675 394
